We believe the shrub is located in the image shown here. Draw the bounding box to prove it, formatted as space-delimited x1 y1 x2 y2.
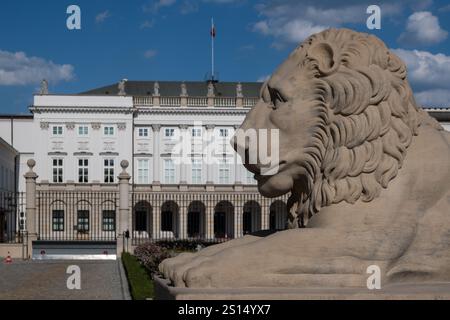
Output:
134 242 172 275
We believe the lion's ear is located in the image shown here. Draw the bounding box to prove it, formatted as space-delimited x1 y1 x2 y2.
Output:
307 42 340 76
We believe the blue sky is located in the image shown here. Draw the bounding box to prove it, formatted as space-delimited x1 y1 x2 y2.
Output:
1 0 450 113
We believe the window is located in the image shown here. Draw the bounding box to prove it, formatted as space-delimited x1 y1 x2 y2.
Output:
78 125 89 136
52 210 64 231
191 128 202 137
138 128 149 137
191 159 202 184
52 159 64 183
104 126 115 136
102 210 116 231
219 159 230 184
135 211 147 232
0 166 4 190
164 159 175 184
161 211 173 231
219 128 229 138
77 210 89 232
243 212 252 235
137 159 150 184
246 169 255 184
164 128 175 138
104 159 115 183
78 159 89 183
52 126 63 136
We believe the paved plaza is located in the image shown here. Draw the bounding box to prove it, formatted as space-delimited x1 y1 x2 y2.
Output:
0 260 130 300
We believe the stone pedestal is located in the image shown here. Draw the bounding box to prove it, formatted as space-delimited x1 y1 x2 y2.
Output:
154 276 450 300
24 159 38 259
117 160 131 255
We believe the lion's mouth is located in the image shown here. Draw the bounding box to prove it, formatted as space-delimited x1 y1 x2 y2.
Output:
244 161 287 177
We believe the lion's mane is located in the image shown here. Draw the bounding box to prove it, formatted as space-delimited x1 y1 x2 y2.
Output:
288 28 443 228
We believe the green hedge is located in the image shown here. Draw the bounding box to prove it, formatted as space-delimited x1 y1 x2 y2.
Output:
122 252 154 300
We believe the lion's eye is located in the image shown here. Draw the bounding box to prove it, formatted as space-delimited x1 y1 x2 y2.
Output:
268 87 286 109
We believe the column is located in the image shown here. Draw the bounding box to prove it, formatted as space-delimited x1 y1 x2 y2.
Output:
24 159 38 259
117 160 131 254
233 126 243 191
205 125 215 190
179 125 188 186
152 124 161 189
152 205 161 240
179 206 188 240
234 204 243 239
205 202 214 241
261 198 270 230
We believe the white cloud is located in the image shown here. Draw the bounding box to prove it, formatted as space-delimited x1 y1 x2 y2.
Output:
257 75 270 82
398 11 447 46
180 0 199 14
0 50 74 86
252 1 433 47
415 89 450 107
392 48 450 107
95 10 111 24
254 17 328 46
203 0 240 3
143 0 177 13
144 49 158 59
392 49 450 91
140 20 155 29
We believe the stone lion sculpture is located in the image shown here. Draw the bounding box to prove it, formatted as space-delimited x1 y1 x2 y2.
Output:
160 28 450 289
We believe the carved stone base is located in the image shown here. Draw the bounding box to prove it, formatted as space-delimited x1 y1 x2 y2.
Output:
154 276 450 300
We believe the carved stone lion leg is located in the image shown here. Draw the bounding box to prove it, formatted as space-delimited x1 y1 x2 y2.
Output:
159 235 263 283
387 194 450 282
168 228 392 288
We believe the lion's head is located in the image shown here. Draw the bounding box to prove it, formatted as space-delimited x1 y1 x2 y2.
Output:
233 28 443 228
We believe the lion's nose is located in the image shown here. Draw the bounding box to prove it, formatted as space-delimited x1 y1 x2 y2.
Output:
231 129 250 161
230 134 240 153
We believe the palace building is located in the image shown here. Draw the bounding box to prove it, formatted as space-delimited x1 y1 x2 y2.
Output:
0 79 449 258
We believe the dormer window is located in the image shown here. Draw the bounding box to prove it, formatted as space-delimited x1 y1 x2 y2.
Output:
138 128 149 137
104 126 115 136
191 128 202 137
78 125 89 136
52 126 63 136
165 128 175 138
219 128 229 138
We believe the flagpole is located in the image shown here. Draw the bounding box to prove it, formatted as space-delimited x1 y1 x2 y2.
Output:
211 17 215 81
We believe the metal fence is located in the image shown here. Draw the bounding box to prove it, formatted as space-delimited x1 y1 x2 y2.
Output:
0 191 25 244
37 191 118 241
131 191 289 246
34 189 289 245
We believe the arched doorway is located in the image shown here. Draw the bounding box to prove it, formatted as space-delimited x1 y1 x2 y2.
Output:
214 201 234 239
161 201 179 239
187 201 206 239
133 201 153 239
243 201 262 234
270 200 288 230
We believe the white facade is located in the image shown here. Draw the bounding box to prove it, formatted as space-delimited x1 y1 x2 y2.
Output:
1 83 256 191
0 138 17 192
0 83 449 193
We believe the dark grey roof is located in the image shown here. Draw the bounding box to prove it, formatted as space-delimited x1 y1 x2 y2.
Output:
427 111 450 122
0 114 33 119
81 81 262 97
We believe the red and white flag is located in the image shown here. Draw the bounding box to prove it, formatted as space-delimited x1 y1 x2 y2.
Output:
210 19 216 38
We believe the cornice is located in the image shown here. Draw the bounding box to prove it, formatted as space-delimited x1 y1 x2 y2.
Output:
30 106 134 114
136 107 250 116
